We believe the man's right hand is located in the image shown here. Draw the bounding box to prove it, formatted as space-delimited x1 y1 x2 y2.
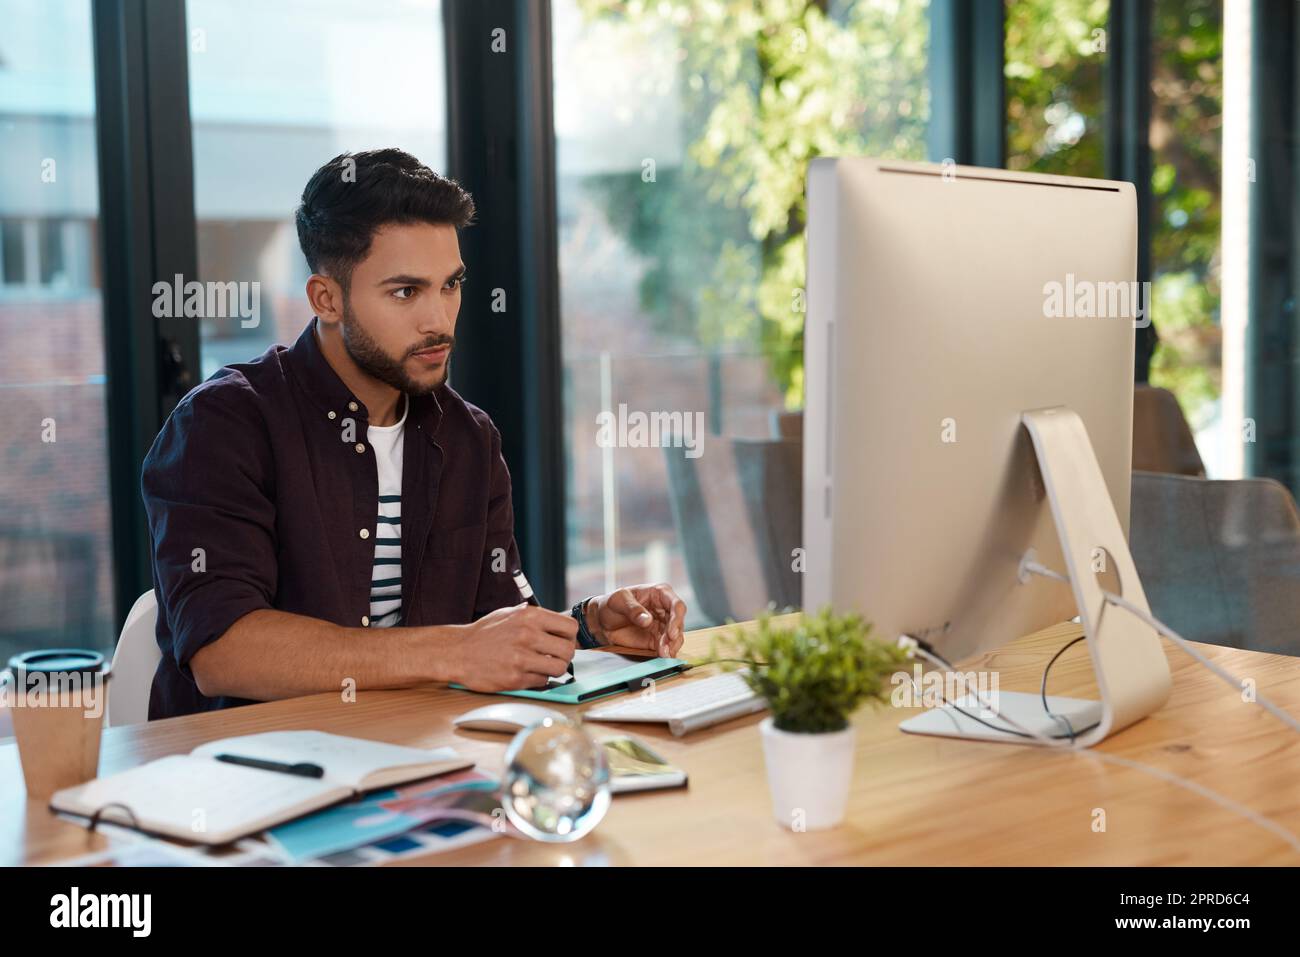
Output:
447 603 578 692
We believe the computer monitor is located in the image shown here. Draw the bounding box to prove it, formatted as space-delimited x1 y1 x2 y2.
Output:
802 157 1171 747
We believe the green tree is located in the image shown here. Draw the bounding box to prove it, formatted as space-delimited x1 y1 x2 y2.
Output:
1005 0 1108 177
1006 0 1224 427
578 0 1222 422
1146 0 1222 425
575 0 930 405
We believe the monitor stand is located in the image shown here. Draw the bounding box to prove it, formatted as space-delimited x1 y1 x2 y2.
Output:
899 407 1172 748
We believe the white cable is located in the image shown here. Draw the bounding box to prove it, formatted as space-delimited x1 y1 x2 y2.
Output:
907 651 1300 856
1074 748 1300 854
910 644 1059 743
1001 558 1300 854
1020 557 1069 585
1098 588 1300 736
1021 557 1300 736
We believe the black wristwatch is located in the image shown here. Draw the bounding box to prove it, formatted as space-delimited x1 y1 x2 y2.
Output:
571 597 602 648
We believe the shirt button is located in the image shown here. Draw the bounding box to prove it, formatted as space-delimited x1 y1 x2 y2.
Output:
361 616 370 627
348 401 359 412
359 528 370 540
355 442 366 454
327 411 337 420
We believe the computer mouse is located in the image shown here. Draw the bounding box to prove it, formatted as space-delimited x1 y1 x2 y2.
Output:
453 702 568 733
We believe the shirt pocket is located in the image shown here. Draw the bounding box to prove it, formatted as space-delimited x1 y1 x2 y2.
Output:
425 522 487 560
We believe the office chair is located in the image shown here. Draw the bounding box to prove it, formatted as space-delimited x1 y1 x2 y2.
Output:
107 590 161 727
1132 384 1206 476
1129 470 1300 655
664 437 801 624
770 409 803 441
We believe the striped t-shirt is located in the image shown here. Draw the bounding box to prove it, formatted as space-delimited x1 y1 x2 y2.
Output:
367 398 407 627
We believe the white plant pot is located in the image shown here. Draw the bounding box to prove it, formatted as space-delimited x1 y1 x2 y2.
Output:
760 716 856 831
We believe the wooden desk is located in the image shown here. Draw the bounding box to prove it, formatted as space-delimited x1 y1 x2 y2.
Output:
5 618 1300 866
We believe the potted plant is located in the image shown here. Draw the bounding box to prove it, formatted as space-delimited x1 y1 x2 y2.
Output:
702 608 909 830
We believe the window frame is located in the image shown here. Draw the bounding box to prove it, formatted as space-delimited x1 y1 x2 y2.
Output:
93 0 201 627
88 0 1287 628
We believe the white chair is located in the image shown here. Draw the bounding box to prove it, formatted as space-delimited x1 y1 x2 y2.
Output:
107 590 161 727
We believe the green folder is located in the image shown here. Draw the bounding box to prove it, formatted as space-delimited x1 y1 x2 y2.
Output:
452 652 690 704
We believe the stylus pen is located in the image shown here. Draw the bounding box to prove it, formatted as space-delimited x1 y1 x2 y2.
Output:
214 754 325 778
513 567 575 683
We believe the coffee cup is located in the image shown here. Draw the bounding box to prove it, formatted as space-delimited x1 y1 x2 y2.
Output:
3 649 110 799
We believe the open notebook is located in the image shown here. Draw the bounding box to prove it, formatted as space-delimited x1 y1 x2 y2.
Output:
50 730 474 846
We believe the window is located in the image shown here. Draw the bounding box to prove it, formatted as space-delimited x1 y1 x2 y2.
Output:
1006 0 1234 477
1147 0 1225 471
552 0 930 624
0 0 115 661
1005 0 1109 177
185 0 448 378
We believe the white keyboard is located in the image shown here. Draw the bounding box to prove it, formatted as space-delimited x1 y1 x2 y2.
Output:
584 671 766 737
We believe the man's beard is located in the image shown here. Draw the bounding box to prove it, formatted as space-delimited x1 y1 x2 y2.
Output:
339 296 453 396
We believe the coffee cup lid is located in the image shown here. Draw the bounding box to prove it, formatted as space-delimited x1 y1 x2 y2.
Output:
7 649 107 676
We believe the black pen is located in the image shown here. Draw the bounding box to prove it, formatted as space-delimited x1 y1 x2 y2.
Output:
513 567 575 685
215 754 325 778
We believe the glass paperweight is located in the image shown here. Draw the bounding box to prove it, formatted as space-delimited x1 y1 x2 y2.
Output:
501 717 611 842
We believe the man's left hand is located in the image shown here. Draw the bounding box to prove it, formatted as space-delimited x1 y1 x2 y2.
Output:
586 583 687 658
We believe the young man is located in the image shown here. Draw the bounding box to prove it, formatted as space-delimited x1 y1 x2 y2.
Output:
142 148 687 720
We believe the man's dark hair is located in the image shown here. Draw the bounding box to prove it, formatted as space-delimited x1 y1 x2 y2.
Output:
295 148 475 289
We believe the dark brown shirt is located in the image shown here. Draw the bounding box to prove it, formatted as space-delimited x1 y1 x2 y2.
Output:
141 319 522 719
